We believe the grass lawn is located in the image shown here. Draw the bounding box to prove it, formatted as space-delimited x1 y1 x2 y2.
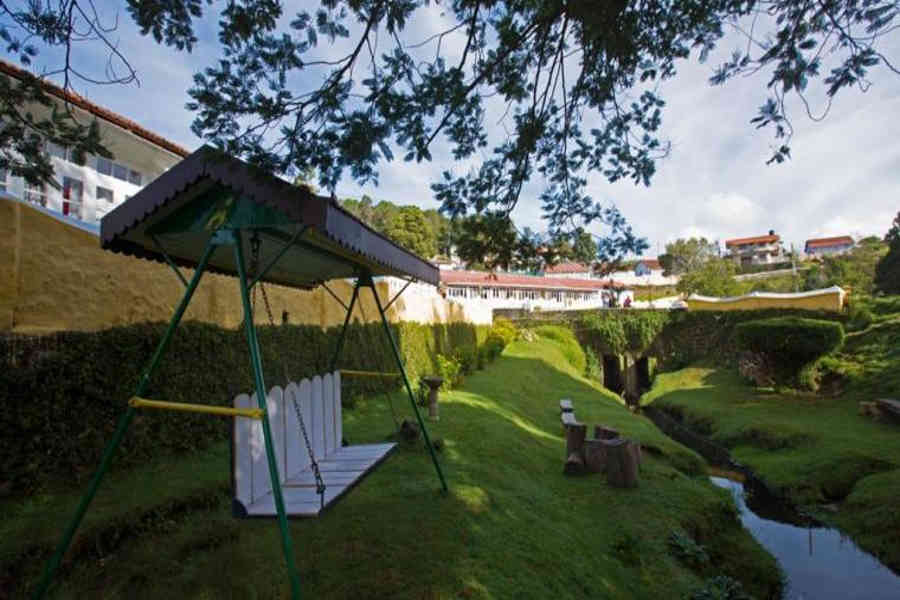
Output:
4 331 780 599
642 309 900 571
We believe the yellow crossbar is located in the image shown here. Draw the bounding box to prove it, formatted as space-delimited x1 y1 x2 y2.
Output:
128 397 263 419
339 369 401 379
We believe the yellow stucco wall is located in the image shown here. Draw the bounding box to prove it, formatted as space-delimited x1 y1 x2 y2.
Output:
687 291 844 312
1 198 468 333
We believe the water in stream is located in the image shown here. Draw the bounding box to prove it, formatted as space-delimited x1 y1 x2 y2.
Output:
710 476 900 599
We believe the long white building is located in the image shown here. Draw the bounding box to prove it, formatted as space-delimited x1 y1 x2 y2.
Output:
0 59 188 224
440 270 632 311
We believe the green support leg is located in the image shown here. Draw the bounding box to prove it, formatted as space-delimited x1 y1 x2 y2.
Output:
233 230 303 600
328 281 360 372
366 275 448 492
32 239 217 600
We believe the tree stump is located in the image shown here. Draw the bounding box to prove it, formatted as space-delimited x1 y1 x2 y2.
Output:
565 423 587 458
564 452 586 476
398 419 420 442
605 438 640 488
583 439 608 473
594 425 620 440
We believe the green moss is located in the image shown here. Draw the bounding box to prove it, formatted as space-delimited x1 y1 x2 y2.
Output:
832 470 900 570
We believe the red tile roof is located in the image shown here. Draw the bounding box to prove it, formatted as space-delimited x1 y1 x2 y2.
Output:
636 258 662 270
805 236 854 249
545 261 592 274
725 234 780 247
0 59 190 158
440 270 624 290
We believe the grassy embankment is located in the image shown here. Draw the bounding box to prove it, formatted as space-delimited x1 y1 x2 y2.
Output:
642 296 900 571
3 329 780 599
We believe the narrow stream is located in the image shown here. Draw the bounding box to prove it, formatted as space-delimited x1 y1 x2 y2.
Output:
710 476 900 600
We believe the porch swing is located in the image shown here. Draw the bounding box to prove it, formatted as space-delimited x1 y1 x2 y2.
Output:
33 146 447 600
231 232 407 518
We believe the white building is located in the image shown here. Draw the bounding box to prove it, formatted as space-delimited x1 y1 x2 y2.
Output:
440 270 632 312
725 231 785 266
544 262 595 280
0 59 188 225
609 258 680 287
804 236 854 258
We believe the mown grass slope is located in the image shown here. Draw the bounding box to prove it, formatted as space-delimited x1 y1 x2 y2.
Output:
4 330 779 599
643 299 900 571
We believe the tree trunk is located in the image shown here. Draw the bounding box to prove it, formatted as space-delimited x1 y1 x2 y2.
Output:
565 423 587 458
583 439 608 473
564 451 586 476
605 438 640 488
594 425 620 440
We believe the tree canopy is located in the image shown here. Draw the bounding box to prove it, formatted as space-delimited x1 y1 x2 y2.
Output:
875 211 900 294
676 257 741 296
658 237 720 276
3 0 899 262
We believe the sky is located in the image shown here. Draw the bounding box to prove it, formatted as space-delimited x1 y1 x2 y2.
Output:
5 1 899 256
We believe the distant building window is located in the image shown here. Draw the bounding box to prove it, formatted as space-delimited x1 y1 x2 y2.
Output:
97 186 114 204
62 176 84 220
129 170 142 186
97 157 113 176
113 163 129 181
24 181 47 207
47 142 69 161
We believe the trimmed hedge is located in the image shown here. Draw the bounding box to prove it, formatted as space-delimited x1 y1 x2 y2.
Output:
734 317 845 382
1 319 489 497
577 311 670 355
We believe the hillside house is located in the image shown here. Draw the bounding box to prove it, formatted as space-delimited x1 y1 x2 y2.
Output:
725 231 785 266
804 236 854 257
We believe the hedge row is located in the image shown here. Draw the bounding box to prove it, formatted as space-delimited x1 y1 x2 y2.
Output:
538 308 849 368
734 317 845 378
1 319 489 497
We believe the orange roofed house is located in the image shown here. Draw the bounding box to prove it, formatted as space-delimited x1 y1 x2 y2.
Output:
804 236 854 258
725 230 785 266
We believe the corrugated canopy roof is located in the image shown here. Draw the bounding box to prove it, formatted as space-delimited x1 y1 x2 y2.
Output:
100 146 438 288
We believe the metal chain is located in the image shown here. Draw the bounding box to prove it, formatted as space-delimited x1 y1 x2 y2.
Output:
250 232 326 506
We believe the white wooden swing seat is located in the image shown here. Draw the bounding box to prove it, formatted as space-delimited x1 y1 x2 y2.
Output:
232 371 395 517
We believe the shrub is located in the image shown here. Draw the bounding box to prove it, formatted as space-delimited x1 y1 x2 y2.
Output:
482 333 506 362
584 346 602 382
435 353 462 390
668 529 709 569
846 304 874 332
453 344 478 375
690 576 752 600
490 317 518 346
734 317 844 385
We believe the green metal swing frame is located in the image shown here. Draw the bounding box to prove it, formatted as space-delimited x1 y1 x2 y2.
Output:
32 150 447 600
